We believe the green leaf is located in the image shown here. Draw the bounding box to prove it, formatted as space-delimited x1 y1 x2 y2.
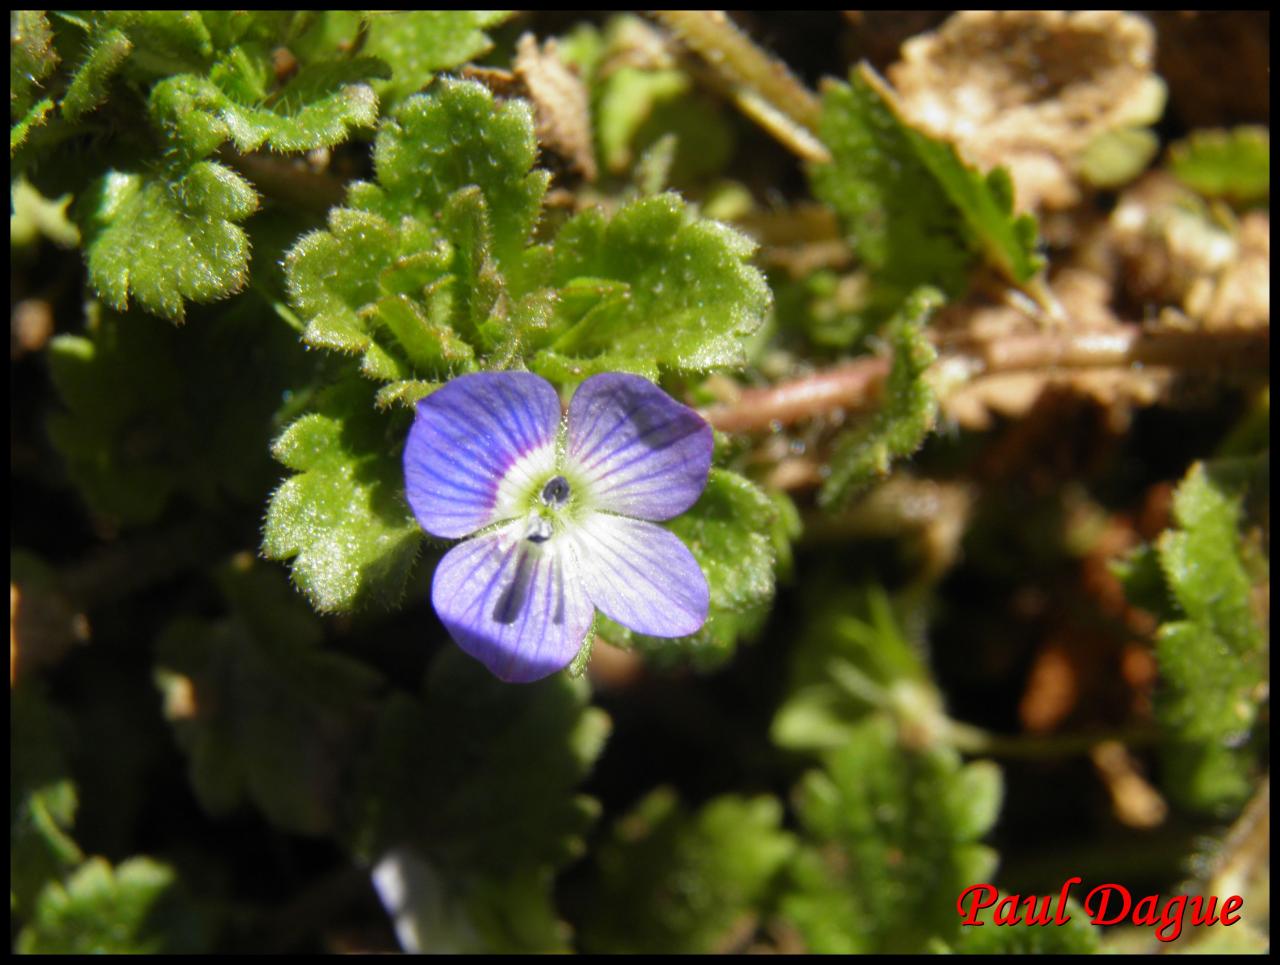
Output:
599 469 791 668
576 789 795 954
534 193 770 376
285 80 548 392
597 66 687 174
1111 543 1174 623
149 55 386 157
812 65 1042 309
16 856 207 954
287 207 448 367
10 95 54 155
286 201 483 389
1170 126 1270 205
93 11 213 80
11 686 83 918
287 81 769 393
772 584 934 754
363 12 513 105
781 716 1002 953
525 348 659 385
11 11 59 117
595 65 735 184
262 376 424 612
197 10 313 51
354 649 609 952
60 27 133 122
353 77 548 273
155 558 381 835
1149 459 1268 813
47 304 311 525
818 287 941 508
77 161 257 321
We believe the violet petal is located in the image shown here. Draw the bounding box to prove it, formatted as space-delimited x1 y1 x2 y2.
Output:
431 522 593 683
567 512 709 637
564 373 712 522
404 372 561 539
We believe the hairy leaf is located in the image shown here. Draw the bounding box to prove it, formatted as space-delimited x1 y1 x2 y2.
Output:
60 27 132 121
11 10 59 117
53 12 214 125
1149 460 1268 813
363 12 513 105
94 11 213 79
150 55 386 157
285 80 544 391
576 789 794 954
10 95 54 155
533 193 770 376
262 377 424 612
287 207 459 381
352 77 547 272
77 162 257 321
813 65 1041 309
819 287 941 508
286 80 768 403
782 716 1002 953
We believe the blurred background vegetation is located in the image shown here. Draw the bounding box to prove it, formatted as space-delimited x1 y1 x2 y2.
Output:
11 11 1269 953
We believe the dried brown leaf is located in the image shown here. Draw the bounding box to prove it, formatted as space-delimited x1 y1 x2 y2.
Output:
514 33 597 181
889 11 1162 212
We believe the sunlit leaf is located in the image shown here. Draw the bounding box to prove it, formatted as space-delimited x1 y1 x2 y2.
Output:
77 162 257 321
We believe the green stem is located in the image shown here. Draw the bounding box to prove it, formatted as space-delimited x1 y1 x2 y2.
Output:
946 720 1161 760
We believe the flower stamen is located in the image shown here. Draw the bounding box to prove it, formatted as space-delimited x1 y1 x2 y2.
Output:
525 514 554 543
541 475 571 507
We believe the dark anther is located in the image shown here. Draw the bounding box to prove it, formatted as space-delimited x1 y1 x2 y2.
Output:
541 475 571 506
525 516 553 543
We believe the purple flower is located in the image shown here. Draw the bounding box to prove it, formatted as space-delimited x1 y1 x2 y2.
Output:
404 371 713 683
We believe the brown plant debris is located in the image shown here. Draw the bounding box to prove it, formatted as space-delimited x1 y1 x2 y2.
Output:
939 269 1171 431
1091 739 1169 829
1111 173 1271 330
513 33 597 181
889 11 1163 212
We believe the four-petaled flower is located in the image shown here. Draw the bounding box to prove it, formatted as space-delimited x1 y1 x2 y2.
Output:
404 371 713 683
